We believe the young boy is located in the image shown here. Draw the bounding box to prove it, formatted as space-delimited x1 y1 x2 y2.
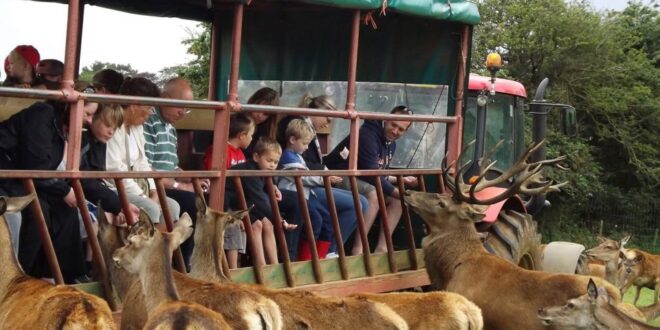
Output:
228 137 299 266
214 113 255 269
278 119 341 260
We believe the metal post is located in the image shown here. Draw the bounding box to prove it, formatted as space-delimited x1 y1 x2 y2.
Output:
294 177 324 284
22 179 64 284
232 177 264 284
374 178 397 273
114 179 136 226
446 25 470 166
350 176 373 276
154 178 186 273
397 176 418 270
323 177 348 280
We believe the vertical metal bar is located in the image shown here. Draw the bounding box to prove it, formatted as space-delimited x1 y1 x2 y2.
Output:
346 10 362 170
264 178 295 287
227 4 244 103
345 10 361 111
62 0 80 87
113 179 136 226
232 177 264 284
437 173 447 194
323 177 348 280
416 174 427 193
373 178 397 273
22 179 64 285
71 179 116 310
154 178 186 273
294 177 323 284
396 176 418 270
446 25 469 166
349 176 373 276
66 99 84 171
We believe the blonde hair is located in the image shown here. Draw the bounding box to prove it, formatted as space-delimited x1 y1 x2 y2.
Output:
93 103 124 128
298 93 337 110
285 119 315 142
253 137 282 156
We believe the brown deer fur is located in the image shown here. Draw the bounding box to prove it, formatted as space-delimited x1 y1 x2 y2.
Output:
351 291 484 330
619 249 660 305
191 199 409 330
585 235 630 284
404 191 621 330
96 208 283 330
639 303 660 321
112 212 231 329
0 195 115 329
538 279 656 329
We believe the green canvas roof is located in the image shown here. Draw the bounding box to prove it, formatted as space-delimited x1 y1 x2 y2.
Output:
32 0 480 25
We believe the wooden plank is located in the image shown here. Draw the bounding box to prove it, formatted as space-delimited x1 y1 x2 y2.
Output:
292 269 430 296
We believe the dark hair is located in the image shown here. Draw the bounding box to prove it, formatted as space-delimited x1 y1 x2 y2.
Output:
390 105 414 115
229 113 254 139
247 87 279 105
118 77 160 98
92 69 124 94
36 59 64 76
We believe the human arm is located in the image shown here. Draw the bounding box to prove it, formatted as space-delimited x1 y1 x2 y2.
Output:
105 128 148 196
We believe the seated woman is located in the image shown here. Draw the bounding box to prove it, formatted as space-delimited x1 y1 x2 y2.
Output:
104 77 179 232
0 98 85 283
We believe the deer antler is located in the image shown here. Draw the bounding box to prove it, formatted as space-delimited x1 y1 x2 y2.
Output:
443 140 568 205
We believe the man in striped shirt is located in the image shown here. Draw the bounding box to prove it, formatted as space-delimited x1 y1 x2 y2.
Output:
144 77 206 270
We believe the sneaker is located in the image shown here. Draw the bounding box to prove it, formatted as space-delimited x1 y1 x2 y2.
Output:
325 252 339 259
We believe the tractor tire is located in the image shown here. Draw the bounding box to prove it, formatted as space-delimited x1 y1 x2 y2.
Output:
482 209 542 270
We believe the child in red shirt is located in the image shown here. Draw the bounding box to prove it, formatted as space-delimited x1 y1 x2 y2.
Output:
202 113 255 268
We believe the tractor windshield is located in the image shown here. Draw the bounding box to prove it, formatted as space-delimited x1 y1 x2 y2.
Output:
462 93 525 171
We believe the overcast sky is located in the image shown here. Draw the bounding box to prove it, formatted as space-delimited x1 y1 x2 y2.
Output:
0 0 642 78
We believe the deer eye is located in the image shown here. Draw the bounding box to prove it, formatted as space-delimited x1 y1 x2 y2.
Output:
567 302 575 309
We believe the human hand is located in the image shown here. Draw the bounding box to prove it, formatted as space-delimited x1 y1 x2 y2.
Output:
329 176 343 184
282 219 298 231
403 176 419 187
63 188 77 208
274 186 282 201
199 179 211 192
115 212 127 226
128 203 140 219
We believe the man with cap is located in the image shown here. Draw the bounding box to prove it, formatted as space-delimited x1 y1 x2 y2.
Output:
3 45 40 88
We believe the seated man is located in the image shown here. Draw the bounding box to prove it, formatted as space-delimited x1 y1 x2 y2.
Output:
324 105 418 255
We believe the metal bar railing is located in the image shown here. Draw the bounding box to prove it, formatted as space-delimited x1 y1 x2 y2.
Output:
323 177 348 280
264 178 295 287
349 176 373 276
397 176 418 270
294 177 324 284
374 178 397 274
22 179 64 285
154 178 186 273
232 177 264 284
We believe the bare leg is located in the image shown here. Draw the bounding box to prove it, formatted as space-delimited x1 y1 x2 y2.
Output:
251 220 266 267
86 222 99 261
352 190 379 255
374 196 403 253
226 250 239 269
262 218 278 265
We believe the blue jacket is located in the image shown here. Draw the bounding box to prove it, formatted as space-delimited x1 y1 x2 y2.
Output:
324 120 396 196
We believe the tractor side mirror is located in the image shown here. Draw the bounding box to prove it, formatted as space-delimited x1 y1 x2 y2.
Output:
560 106 577 137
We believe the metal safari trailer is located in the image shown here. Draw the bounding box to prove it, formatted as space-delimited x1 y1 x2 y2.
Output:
0 0 575 316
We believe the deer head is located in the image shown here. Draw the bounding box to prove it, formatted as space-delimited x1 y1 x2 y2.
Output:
0 194 35 216
404 140 567 232
112 209 193 275
585 235 630 262
537 278 606 328
194 196 249 245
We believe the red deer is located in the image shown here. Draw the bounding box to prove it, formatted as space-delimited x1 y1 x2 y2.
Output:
97 207 283 330
537 278 656 329
618 249 660 305
112 212 232 329
585 235 630 284
351 291 484 330
192 198 409 330
0 194 115 329
403 141 622 330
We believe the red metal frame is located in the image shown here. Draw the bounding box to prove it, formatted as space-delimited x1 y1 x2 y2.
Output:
0 2 473 306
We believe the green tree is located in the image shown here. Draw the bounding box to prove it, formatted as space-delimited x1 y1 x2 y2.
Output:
165 23 211 98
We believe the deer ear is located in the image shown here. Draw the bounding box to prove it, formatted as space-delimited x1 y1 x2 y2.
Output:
131 209 155 238
619 251 626 260
634 253 644 262
4 194 36 214
587 278 598 300
620 235 631 246
470 204 487 221
170 213 194 248
195 196 207 215
596 235 607 244
229 208 250 223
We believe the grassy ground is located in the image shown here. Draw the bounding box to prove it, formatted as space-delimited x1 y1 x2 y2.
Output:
622 287 659 326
